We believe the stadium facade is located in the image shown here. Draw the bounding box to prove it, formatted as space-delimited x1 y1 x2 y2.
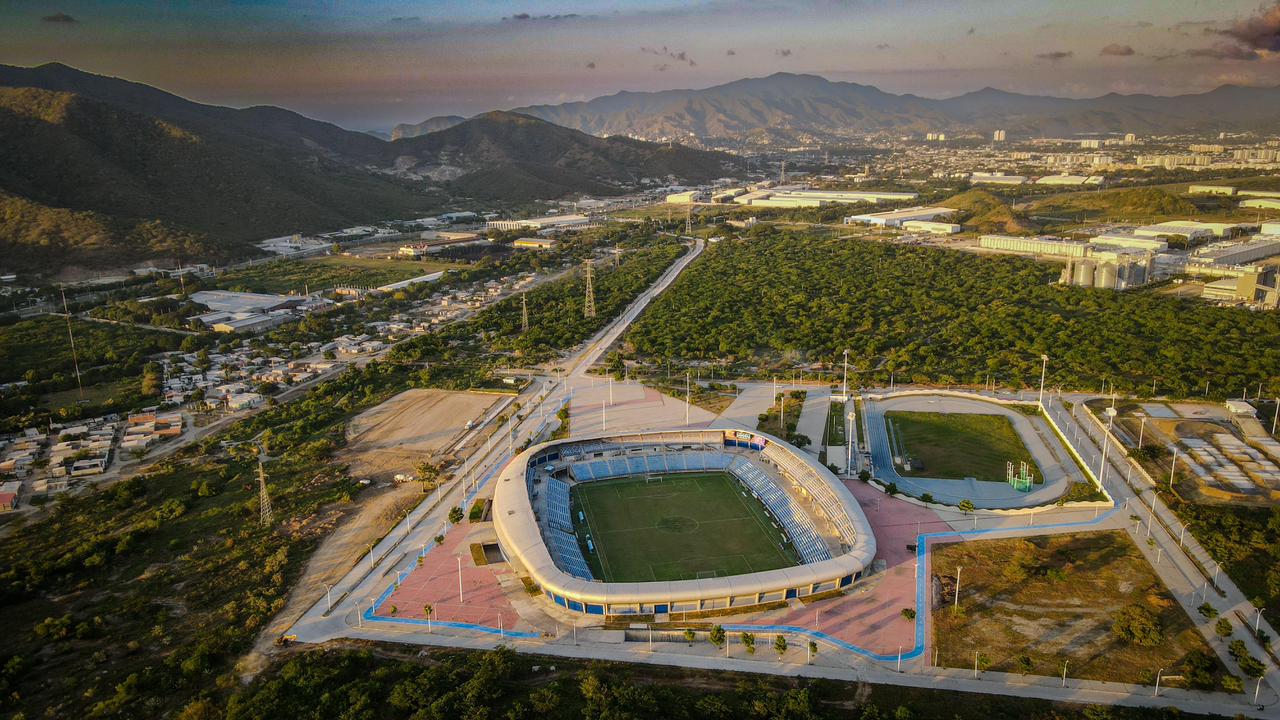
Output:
492 428 876 616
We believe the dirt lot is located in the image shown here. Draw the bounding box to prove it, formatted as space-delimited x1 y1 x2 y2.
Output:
931 531 1227 689
343 389 500 481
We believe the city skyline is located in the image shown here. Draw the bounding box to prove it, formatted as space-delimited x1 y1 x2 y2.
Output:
2 0 1279 130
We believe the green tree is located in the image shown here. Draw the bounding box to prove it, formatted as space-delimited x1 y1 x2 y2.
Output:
709 624 726 648
773 634 788 659
741 631 756 655
1112 604 1162 646
1216 617 1234 638
958 499 975 514
683 628 696 646
448 505 464 524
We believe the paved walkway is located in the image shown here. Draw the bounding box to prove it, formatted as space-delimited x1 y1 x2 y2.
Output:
794 388 830 456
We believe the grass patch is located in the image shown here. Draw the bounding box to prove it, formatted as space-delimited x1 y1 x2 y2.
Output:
468 497 491 523
933 531 1232 690
572 472 799 582
885 410 1040 482
470 543 489 567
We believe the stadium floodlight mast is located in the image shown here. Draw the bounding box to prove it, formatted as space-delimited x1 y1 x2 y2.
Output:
842 349 849 399
1037 354 1049 408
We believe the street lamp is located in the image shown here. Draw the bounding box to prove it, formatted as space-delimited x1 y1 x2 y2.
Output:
1155 668 1164 696
324 583 333 613
1038 354 1049 408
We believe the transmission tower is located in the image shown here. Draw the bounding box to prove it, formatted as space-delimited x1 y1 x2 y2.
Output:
582 261 596 318
257 459 274 525
685 205 693 235
520 292 529 332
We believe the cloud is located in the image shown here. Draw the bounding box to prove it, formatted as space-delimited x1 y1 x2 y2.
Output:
654 63 669 72
504 12 580 22
776 48 792 57
384 16 423 26
875 43 891 50
967 27 976 35
585 61 595 69
726 48 735 56
1186 42 1260 61
1035 50 1073 61
41 12 76 23
1099 43 1135 56
1218 1 1280 52
641 45 695 66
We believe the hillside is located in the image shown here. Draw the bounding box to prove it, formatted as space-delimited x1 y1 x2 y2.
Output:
391 114 466 140
1028 187 1198 222
0 64 733 275
389 111 737 200
513 72 1280 143
943 189 1035 234
0 72 430 275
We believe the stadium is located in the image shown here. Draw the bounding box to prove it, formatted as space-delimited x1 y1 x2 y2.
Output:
492 428 876 617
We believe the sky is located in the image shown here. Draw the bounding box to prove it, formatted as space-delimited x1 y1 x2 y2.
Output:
2 0 1279 131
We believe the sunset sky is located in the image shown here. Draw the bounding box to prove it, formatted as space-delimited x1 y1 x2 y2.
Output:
2 0 1278 131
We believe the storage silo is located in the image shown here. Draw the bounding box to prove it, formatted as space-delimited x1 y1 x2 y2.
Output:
1073 259 1095 287
1094 262 1118 290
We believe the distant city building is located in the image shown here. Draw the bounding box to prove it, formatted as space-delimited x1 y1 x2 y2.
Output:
992 129 1006 142
901 220 962 235
1079 139 1102 149
1240 198 1280 210
665 190 702 204
970 172 1027 185
1123 133 1137 144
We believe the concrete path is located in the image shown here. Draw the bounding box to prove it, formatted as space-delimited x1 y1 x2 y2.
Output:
794 388 831 456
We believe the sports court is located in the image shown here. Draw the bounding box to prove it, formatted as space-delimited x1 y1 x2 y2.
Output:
572 472 799 582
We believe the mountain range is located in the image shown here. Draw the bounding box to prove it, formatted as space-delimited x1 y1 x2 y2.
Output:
0 63 732 276
391 115 466 140
511 72 1280 144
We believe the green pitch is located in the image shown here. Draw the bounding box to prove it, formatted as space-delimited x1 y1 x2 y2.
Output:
885 410 1042 483
571 472 800 582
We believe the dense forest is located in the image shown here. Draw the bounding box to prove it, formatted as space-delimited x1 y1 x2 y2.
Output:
624 231 1280 397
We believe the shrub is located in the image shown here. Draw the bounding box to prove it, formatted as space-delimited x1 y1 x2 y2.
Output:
1111 604 1162 647
1215 617 1233 638
900 608 916 621
1197 602 1218 619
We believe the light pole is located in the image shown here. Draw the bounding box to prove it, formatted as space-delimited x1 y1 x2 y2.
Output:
355 599 362 627
1155 668 1164 696
368 543 376 571
457 556 464 603
1037 354 1049 408
324 583 333 613
897 646 903 672
1098 414 1114 484
1255 606 1264 634
842 349 849 400
954 566 962 610
1137 414 1146 449
1169 447 1179 492
1061 661 1068 687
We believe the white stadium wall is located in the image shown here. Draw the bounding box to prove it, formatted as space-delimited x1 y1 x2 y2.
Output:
492 428 876 616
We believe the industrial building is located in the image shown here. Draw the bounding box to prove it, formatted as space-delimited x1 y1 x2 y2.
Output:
978 235 1089 258
1034 174 1105 186
513 237 556 250
844 206 957 227
486 214 592 233
725 188 919 208
398 231 483 257
1089 233 1169 252
1188 184 1237 196
1133 221 1252 242
970 172 1026 185
902 220 961 235
1192 237 1280 267
189 290 302 315
1240 198 1280 210
664 190 702 204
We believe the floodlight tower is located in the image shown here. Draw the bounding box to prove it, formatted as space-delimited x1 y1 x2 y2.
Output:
582 261 596 319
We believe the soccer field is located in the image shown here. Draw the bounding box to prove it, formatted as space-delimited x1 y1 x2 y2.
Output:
571 472 800 582
885 410 1042 483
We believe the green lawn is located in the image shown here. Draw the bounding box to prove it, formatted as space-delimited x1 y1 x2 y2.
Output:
216 255 460 294
886 410 1041 483
572 472 799 582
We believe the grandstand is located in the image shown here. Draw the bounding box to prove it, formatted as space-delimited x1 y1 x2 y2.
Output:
492 428 876 617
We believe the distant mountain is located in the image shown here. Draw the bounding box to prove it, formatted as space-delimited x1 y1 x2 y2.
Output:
0 64 732 275
513 72 1280 143
388 111 737 200
391 114 466 140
